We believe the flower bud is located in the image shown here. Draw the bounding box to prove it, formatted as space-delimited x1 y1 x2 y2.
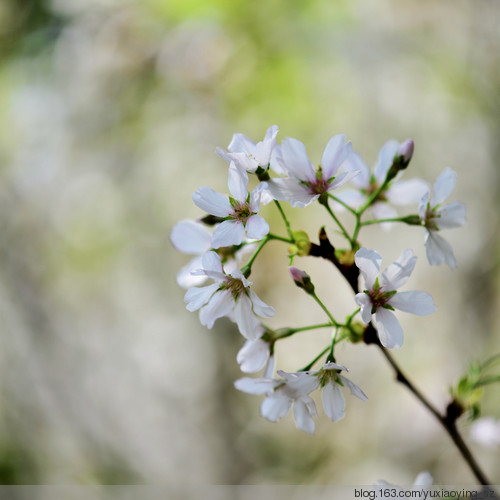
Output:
397 139 414 166
289 267 315 295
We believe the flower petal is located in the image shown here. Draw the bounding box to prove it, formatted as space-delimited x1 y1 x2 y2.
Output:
228 133 256 154
374 308 404 349
293 399 316 434
385 179 429 205
249 289 275 318
192 187 231 217
333 189 366 211
266 178 318 208
388 291 436 316
233 293 261 339
281 137 315 181
432 167 456 207
170 220 212 254
419 191 430 220
338 375 368 402
202 250 223 274
245 214 270 240
374 140 400 183
254 125 279 166
425 230 456 268
212 220 245 248
320 134 352 179
354 247 382 290
237 339 270 373
435 202 466 230
261 392 292 422
340 151 370 189
380 248 416 290
184 283 220 312
234 376 278 395
176 256 208 288
199 289 233 329
228 162 249 202
321 381 345 422
355 292 373 323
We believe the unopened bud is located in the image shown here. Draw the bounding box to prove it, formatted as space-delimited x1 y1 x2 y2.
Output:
289 267 315 295
386 139 415 182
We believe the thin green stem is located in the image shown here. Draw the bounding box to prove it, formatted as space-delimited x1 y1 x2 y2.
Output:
360 217 410 227
299 346 330 372
321 199 353 248
269 322 334 341
327 193 358 215
311 291 339 327
240 236 270 277
345 307 360 325
473 375 500 388
267 232 293 244
274 200 294 241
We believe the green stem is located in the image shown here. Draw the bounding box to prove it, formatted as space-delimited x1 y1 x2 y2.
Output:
274 200 294 241
267 232 293 244
473 375 500 388
327 193 358 215
321 198 353 248
240 236 270 277
311 291 339 327
480 353 500 371
345 307 360 325
270 322 334 341
299 346 330 372
360 217 410 227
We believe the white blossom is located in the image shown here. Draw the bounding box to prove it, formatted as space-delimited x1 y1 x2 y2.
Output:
236 338 272 374
192 162 270 248
184 251 274 339
375 471 433 489
336 140 428 226
419 167 466 268
266 134 357 208
470 417 500 449
216 125 279 173
354 248 436 349
235 370 319 434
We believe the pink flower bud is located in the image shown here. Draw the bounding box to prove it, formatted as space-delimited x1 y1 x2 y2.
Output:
289 267 315 294
398 139 414 164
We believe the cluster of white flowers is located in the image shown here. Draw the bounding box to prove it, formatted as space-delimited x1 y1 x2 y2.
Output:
170 125 467 434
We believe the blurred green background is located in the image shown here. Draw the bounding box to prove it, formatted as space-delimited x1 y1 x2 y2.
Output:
0 0 499 485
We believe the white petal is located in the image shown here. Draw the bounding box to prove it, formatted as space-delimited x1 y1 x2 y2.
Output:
170 220 212 254
355 293 373 323
192 187 231 217
202 250 223 274
237 339 270 373
280 371 319 396
374 140 400 183
228 162 249 203
320 134 352 179
176 257 208 288
261 392 292 422
425 230 456 268
340 151 370 189
212 220 245 248
249 289 275 318
338 375 368 402
234 376 278 395
270 144 286 175
281 137 315 181
323 361 348 372
222 151 258 173
333 189 366 211
234 293 261 339
432 167 456 207
266 178 317 208
245 214 270 240
354 247 382 290
388 291 436 316
228 133 255 154
199 289 233 328
419 191 430 220
374 308 404 349
380 248 416 290
434 202 466 230
321 382 345 422
254 125 279 166
386 179 430 205
413 471 434 487
184 283 220 312
293 399 316 434
327 169 359 191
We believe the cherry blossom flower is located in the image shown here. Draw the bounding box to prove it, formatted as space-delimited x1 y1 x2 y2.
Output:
184 251 274 339
236 338 273 374
216 125 279 174
375 471 433 489
419 167 466 268
470 417 500 449
336 140 428 225
235 370 319 434
354 248 437 349
266 134 357 208
170 220 256 288
192 162 269 248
